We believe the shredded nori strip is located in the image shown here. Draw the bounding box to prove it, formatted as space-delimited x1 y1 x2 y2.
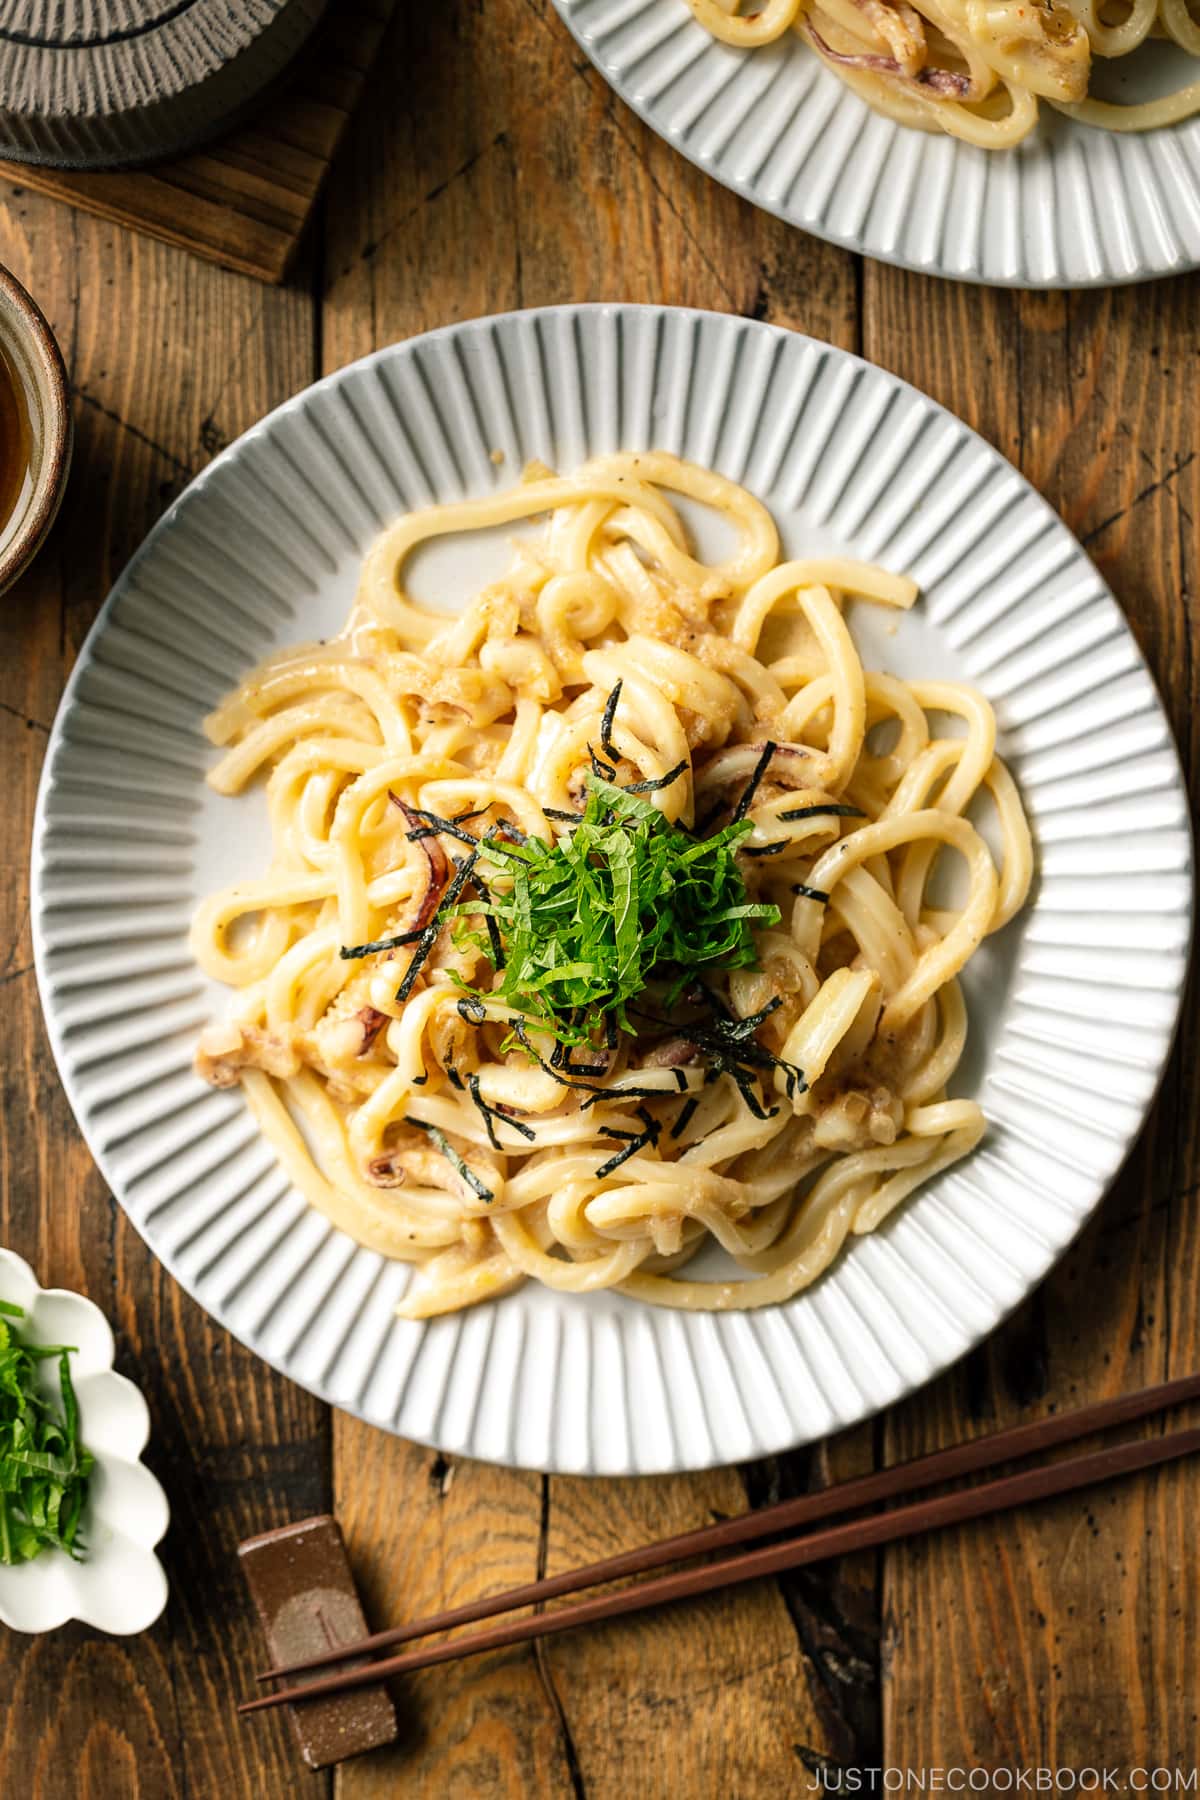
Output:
778 803 867 822
713 995 783 1035
578 1085 673 1111
792 883 830 904
480 903 505 970
740 840 789 857
403 807 483 849
670 1095 700 1139
403 1115 494 1200
395 850 480 1002
623 760 689 796
595 1139 643 1177
725 1066 779 1120
510 1020 677 1105
457 996 488 1025
692 798 725 838
595 1106 661 1179
739 997 785 1032
588 743 617 781
544 806 585 823
632 993 807 1108
467 1071 536 1149
730 740 778 824
469 1083 502 1151
600 680 623 764
340 926 426 960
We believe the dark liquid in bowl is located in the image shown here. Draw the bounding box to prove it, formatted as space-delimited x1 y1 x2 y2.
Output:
0 344 30 534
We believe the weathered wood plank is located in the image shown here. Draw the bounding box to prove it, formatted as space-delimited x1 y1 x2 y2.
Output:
0 193 325 1800
538 1437 883 1794
864 269 1200 1774
331 1443 573 1796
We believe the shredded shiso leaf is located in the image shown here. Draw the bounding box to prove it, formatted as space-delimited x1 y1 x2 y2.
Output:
0 1300 93 1565
341 709 822 1200
454 774 780 1050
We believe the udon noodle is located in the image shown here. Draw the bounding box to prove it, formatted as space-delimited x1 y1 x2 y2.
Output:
192 452 1032 1318
684 0 1200 145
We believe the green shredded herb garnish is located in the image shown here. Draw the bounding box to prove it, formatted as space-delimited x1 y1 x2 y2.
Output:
0 1304 94 1565
456 774 780 1049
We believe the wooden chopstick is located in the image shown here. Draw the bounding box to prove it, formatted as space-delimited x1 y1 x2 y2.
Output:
240 1418 1200 1717
257 1369 1200 1683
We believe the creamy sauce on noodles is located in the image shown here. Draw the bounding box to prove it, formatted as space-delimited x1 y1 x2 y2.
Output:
191 453 1033 1318
683 0 1200 145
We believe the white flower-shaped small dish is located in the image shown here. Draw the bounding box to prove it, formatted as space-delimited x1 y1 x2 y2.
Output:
0 1249 169 1634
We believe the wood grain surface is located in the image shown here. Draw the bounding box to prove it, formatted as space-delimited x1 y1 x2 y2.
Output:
0 1 394 284
0 2 1197 1795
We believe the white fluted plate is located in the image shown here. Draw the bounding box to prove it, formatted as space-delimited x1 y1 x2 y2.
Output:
553 0 1200 286
32 307 1192 1474
0 1250 169 1633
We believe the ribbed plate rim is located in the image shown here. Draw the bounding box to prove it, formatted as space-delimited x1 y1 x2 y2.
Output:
30 303 1195 1474
551 0 1200 288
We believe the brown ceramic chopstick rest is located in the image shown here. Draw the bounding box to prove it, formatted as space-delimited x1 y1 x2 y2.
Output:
238 1514 397 1769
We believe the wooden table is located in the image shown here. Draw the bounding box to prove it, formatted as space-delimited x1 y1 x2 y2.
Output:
2 4 1197 1793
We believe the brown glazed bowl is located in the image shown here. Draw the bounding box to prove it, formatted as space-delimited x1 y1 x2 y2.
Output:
0 263 71 595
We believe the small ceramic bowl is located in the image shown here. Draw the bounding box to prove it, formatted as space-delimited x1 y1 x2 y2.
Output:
0 264 71 596
0 1249 169 1635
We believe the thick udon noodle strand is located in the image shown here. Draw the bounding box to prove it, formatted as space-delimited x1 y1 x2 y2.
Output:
192 452 1032 1318
684 0 1200 145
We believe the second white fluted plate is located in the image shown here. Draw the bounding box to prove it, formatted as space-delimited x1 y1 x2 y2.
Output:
32 306 1191 1473
553 0 1200 286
